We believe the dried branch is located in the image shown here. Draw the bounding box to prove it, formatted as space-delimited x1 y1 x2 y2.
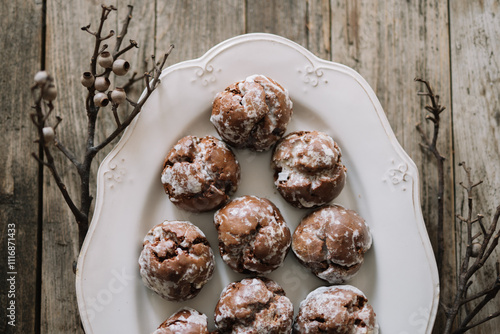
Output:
415 79 500 332
144 72 152 92
113 5 134 55
415 78 446 273
99 29 115 42
31 5 174 250
460 310 500 333
121 56 160 93
441 162 500 333
30 79 86 224
126 96 138 107
93 45 174 153
114 39 138 59
54 139 82 170
111 105 121 127
87 5 117 76
121 71 143 92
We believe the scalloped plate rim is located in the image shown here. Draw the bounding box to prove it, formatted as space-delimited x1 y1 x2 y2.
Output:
76 32 439 333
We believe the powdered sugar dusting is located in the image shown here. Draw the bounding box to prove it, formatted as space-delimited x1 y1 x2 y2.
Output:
214 196 291 274
272 131 346 208
161 165 203 196
161 135 240 211
211 74 293 151
295 285 378 334
292 204 372 283
152 307 208 334
138 221 214 301
215 278 293 333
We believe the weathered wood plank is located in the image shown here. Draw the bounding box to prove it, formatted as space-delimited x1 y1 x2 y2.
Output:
330 1 453 331
155 0 245 65
0 0 42 333
14 1 497 333
450 0 500 332
43 1 154 332
246 0 331 62
44 1 112 331
246 0 308 47
306 0 332 60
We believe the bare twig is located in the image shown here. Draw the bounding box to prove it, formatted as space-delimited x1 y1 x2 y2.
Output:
416 79 500 332
114 39 138 59
441 162 500 333
99 29 115 41
415 78 446 273
144 72 152 92
460 310 500 333
111 105 121 127
121 71 143 92
54 139 82 170
125 97 137 107
113 5 134 55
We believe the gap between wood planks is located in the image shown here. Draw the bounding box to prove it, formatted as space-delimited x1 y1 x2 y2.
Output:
35 1 47 333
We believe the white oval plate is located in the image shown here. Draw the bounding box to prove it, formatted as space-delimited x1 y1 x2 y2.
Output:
76 33 439 334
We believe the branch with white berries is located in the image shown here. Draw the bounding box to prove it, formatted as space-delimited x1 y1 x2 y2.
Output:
30 4 174 250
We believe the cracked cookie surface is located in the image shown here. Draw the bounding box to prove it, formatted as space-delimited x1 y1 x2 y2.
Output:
294 285 378 334
272 131 346 208
214 277 293 334
211 74 293 152
161 135 240 212
153 307 209 334
214 195 291 275
292 205 372 283
139 221 215 301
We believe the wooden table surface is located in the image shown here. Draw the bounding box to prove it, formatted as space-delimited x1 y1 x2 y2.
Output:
1 0 499 333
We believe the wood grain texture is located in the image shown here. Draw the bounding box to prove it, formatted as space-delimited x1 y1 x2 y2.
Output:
329 1 454 331
3 0 499 332
43 1 154 332
156 0 245 66
306 0 332 60
246 0 308 47
450 0 500 332
44 2 110 331
0 0 42 333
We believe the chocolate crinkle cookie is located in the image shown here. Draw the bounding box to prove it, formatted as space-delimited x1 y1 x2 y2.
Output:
294 285 378 334
292 205 372 284
272 131 346 208
139 221 215 301
211 74 293 152
214 195 291 275
161 135 240 212
215 277 294 334
152 307 209 334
